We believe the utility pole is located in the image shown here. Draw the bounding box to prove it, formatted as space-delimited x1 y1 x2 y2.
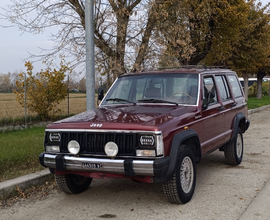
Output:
85 0 95 110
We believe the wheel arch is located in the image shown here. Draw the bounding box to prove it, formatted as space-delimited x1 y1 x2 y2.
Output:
231 113 249 141
154 129 201 183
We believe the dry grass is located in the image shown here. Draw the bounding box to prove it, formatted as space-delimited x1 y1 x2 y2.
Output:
0 93 88 119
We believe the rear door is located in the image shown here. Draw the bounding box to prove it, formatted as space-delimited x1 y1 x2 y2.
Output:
214 75 235 143
227 74 248 125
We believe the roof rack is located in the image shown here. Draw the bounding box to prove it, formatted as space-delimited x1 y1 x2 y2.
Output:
140 65 228 72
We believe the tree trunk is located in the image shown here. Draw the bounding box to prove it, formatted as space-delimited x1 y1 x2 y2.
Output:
243 74 249 101
269 79 270 97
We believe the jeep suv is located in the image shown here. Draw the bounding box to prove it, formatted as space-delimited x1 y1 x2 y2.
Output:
39 66 250 204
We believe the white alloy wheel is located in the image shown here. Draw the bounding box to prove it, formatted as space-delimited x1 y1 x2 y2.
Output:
180 156 194 194
236 133 243 158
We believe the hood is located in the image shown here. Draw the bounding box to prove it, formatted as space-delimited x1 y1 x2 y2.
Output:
47 104 195 130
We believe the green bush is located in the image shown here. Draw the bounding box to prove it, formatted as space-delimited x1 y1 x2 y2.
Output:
248 82 269 97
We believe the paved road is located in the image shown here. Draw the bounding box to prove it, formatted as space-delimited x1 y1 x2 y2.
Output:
1 107 270 220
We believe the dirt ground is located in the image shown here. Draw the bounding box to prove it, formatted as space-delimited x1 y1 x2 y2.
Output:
1 107 270 220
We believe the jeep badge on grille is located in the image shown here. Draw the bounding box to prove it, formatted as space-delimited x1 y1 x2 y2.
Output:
90 123 103 128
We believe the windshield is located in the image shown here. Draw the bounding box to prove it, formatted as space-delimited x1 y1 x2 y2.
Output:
101 73 199 106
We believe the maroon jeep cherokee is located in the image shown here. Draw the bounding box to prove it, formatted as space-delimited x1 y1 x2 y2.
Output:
39 67 250 204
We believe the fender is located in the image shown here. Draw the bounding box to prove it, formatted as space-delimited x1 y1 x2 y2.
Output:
154 129 201 183
231 113 249 141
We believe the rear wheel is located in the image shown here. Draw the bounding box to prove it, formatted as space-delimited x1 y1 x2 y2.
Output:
162 145 196 204
55 174 92 194
224 127 243 165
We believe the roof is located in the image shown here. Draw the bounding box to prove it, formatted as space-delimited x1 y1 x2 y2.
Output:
121 66 233 77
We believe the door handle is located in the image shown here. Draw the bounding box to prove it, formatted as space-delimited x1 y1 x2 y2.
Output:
218 106 225 111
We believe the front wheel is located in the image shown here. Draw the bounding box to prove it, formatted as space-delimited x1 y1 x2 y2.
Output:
162 145 196 204
224 127 243 165
55 174 92 194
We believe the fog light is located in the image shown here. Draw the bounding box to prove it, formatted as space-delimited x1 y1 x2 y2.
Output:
45 146 60 152
136 150 155 157
104 142 118 157
68 140 80 155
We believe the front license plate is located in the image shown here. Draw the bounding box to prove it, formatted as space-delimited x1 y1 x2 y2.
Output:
82 163 102 169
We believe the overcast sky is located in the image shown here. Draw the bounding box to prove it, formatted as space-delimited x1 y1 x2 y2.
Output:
0 0 269 74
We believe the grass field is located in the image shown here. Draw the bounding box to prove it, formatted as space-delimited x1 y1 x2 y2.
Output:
0 127 46 182
0 93 87 120
247 96 270 109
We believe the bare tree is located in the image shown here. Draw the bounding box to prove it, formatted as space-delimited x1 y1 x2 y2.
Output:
1 0 167 78
0 73 12 92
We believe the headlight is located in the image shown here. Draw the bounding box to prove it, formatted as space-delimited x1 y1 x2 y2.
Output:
137 133 164 157
67 140 80 155
49 132 61 143
139 135 155 147
104 142 118 157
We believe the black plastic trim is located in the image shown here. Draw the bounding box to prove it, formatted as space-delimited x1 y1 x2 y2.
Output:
153 129 201 183
231 113 249 140
39 152 46 168
49 168 55 174
124 159 135 176
245 119 250 132
55 155 66 171
153 156 170 177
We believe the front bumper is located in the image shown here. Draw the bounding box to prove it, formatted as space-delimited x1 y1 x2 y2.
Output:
39 152 170 178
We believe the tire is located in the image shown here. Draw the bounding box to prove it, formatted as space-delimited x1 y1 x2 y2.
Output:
224 127 243 165
162 145 196 204
55 174 92 194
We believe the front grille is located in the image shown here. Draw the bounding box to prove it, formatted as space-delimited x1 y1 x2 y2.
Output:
59 132 138 156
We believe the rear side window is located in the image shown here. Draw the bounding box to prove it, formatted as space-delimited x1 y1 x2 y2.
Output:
215 75 232 101
228 75 243 98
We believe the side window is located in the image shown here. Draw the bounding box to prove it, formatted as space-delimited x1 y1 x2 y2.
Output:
228 75 243 98
215 75 232 101
203 76 217 105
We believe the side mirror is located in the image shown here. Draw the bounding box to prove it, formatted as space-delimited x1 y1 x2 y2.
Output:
98 87 104 101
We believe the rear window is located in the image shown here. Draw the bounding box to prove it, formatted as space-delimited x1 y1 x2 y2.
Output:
227 75 243 98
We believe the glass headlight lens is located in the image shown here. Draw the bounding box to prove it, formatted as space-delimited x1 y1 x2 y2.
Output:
67 140 80 155
49 132 61 143
104 142 118 157
139 135 155 147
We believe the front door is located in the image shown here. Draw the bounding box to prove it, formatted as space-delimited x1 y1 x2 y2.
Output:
201 75 225 154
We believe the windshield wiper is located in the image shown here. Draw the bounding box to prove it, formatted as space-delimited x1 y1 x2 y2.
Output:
106 98 136 105
137 99 178 105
